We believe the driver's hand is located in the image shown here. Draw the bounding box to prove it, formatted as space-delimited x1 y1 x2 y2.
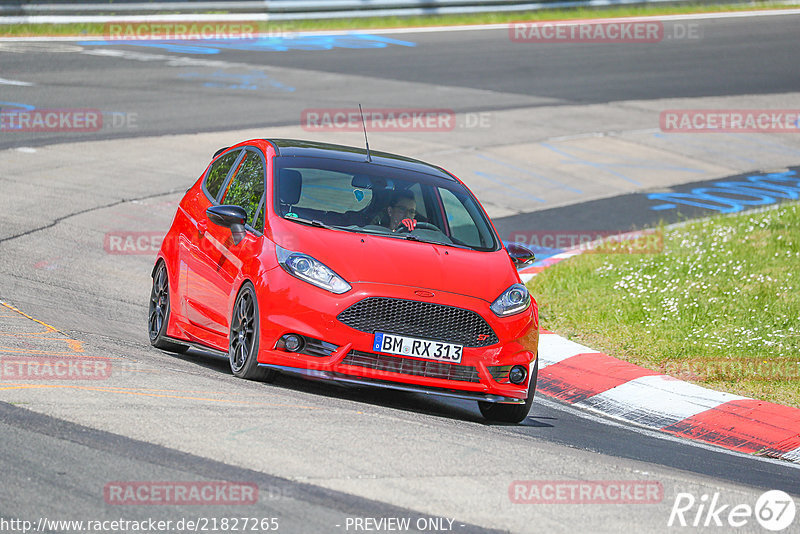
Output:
401 218 417 232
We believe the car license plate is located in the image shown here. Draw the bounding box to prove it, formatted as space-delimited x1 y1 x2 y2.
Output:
373 332 463 363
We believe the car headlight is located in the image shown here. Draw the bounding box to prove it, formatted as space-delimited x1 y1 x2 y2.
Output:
490 283 531 317
276 245 351 294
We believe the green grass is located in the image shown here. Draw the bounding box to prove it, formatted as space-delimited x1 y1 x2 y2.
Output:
529 202 800 408
2 2 798 37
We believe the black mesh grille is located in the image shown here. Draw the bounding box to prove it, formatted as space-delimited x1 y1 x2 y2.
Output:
342 350 480 382
301 337 337 358
488 365 512 383
337 298 498 347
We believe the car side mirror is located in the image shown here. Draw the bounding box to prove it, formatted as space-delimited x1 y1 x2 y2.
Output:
207 205 247 245
505 242 536 266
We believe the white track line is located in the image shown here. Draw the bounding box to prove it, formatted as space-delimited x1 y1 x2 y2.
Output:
534 396 800 471
537 333 599 368
577 375 749 428
0 77 33 86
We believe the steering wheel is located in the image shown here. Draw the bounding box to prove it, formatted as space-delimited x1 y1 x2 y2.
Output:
396 221 439 233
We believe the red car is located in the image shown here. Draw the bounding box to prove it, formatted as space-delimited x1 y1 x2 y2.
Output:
148 139 539 422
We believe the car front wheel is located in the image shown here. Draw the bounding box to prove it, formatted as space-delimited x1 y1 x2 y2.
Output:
478 358 538 424
229 282 275 382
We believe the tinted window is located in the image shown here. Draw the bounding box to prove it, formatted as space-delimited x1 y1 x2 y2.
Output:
222 151 265 230
292 168 373 212
439 187 491 249
205 150 240 200
272 156 498 251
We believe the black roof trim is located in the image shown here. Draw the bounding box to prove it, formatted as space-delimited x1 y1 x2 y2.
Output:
263 138 455 181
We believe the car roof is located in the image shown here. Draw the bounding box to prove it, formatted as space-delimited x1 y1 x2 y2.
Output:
264 138 456 181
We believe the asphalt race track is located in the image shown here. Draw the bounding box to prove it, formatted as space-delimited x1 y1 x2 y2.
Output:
1 11 800 533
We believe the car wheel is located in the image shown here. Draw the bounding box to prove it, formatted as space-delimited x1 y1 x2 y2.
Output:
478 358 538 424
229 282 276 382
148 261 189 353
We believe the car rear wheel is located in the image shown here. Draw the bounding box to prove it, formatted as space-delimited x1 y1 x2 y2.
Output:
148 261 188 353
478 358 538 424
229 283 275 382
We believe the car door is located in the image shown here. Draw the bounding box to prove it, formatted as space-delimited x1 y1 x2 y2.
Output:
179 148 242 332
186 147 267 336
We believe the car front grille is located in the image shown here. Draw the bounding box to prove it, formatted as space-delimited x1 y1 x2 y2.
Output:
487 365 512 383
341 350 480 383
337 297 499 347
302 337 338 358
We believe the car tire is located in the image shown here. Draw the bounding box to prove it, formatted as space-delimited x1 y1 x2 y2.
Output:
478 358 538 424
229 282 276 382
148 261 189 354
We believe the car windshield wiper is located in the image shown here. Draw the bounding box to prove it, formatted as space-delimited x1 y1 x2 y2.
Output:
401 234 473 250
286 216 478 250
285 216 343 231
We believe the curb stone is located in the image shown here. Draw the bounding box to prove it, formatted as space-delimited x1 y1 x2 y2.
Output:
520 225 800 463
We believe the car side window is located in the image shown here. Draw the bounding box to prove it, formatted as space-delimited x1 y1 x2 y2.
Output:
439 187 485 247
204 150 240 201
222 150 266 231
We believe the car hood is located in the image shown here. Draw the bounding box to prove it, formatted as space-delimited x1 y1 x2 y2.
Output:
270 221 518 303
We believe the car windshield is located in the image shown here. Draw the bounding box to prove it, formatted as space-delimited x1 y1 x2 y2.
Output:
272 156 499 251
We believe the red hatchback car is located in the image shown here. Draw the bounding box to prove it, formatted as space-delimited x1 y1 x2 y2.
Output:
148 139 539 422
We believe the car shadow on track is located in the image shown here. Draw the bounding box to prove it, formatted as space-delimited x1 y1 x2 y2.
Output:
158 347 554 428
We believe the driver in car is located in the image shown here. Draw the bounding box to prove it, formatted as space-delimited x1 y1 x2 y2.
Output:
385 190 418 232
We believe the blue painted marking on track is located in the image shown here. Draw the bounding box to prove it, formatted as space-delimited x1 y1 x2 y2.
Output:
0 102 36 131
646 170 800 213
0 101 36 111
78 33 416 55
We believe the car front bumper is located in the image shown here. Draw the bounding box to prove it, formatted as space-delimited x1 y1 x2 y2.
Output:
255 270 539 403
